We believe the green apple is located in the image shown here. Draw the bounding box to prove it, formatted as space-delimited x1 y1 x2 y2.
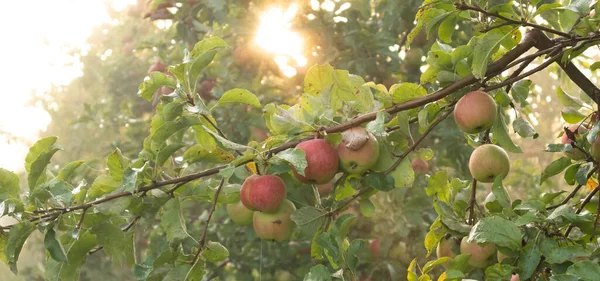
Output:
253 199 296 242
468 144 510 183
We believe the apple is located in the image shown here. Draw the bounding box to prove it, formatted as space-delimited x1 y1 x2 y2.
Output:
197 79 216 101
436 237 456 268
337 127 380 174
148 60 167 74
240 175 287 213
389 241 410 264
292 139 339 184
316 182 334 197
411 158 429 174
468 144 510 183
561 124 588 160
274 270 294 281
460 237 496 268
511 273 520 281
226 201 254 226
253 199 296 242
453 91 497 134
369 239 381 257
251 128 269 142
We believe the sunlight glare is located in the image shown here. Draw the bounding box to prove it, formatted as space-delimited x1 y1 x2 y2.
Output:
255 4 308 77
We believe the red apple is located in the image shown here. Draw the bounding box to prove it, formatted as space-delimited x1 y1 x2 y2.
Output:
369 239 381 257
240 175 287 213
292 139 339 184
453 91 497 134
436 237 457 268
411 158 429 174
337 127 380 174
316 182 334 197
198 80 216 101
253 199 296 242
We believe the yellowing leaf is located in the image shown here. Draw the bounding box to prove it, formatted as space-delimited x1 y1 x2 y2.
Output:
246 162 258 175
587 178 598 191
437 272 447 281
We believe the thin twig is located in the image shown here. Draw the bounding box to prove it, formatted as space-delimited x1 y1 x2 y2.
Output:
192 178 226 264
469 178 478 225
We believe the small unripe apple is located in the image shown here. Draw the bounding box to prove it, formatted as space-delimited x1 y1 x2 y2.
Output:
460 237 496 268
337 127 380 174
411 158 429 174
454 91 497 134
561 124 588 160
253 199 296 242
292 139 339 184
369 239 381 257
240 175 287 213
436 237 456 268
468 144 510 183
226 201 254 226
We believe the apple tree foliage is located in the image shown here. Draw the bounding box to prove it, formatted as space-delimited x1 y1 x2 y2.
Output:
2 0 600 280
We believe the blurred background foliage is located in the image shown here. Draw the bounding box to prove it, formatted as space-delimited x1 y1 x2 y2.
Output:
2 0 598 280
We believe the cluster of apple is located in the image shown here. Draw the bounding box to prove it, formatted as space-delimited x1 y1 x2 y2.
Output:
560 124 600 161
226 127 380 241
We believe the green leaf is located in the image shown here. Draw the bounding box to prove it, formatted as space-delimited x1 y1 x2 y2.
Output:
25 136 57 172
426 170 450 202
152 116 202 146
513 116 538 139
107 148 130 181
44 232 97 281
214 88 261 109
185 258 206 281
156 143 186 166
183 145 234 164
546 245 591 264
203 125 249 151
363 173 394 192
484 263 515 281
137 72 177 101
492 111 522 153
567 260 600 281
187 50 218 87
511 80 532 107
345 239 366 273
366 112 388 136
406 8 445 47
491 177 511 209
88 175 121 199
160 199 194 243
28 146 62 191
438 14 458 43
471 31 513 79
389 158 415 188
556 87 584 108
304 64 335 96
561 107 586 124
533 3 562 17
91 222 135 265
576 162 595 185
0 168 20 200
57 161 85 182
291 206 326 238
272 148 308 177
468 216 522 249
540 157 573 184
0 233 7 265
201 241 229 262
304 264 332 281
564 0 592 16
389 83 427 104
44 229 68 263
6 221 35 274
519 240 542 280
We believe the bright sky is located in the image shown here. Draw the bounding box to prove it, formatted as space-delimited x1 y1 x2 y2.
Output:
0 0 136 172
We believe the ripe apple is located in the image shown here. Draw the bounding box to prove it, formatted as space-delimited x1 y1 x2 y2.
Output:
459 237 496 268
561 124 588 160
292 139 339 184
436 237 456 268
511 273 520 281
369 239 381 257
337 127 380 174
226 201 254 226
453 91 497 134
197 79 216 101
468 144 510 183
148 60 167 74
240 175 287 213
253 199 296 242
316 182 334 197
411 158 429 174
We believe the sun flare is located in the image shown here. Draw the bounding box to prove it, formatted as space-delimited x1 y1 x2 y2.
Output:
255 4 307 77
